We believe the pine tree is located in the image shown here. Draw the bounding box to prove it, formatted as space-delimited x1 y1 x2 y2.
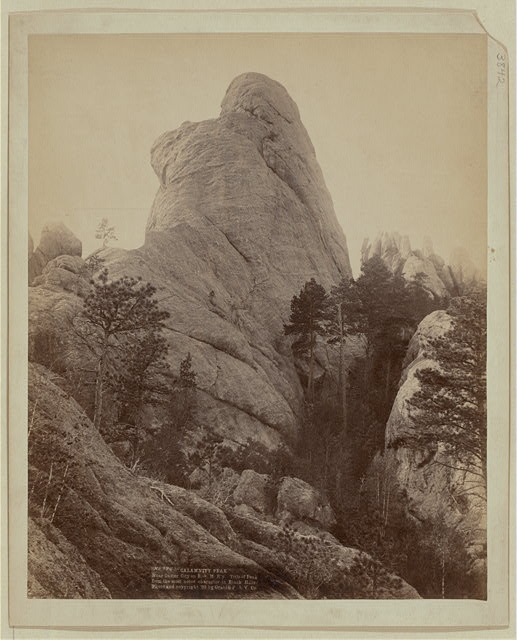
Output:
407 288 487 495
325 277 366 497
77 268 169 430
178 352 197 388
95 217 118 248
112 329 170 463
284 278 328 401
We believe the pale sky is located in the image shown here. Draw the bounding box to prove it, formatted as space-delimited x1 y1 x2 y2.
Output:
29 33 487 275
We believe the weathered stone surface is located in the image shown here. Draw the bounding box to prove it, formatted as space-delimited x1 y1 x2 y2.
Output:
43 254 85 275
28 518 111 599
386 310 452 443
38 221 82 260
229 509 419 599
29 222 82 284
29 74 353 455
276 476 336 530
233 469 273 514
385 310 486 534
28 363 300 599
28 363 418 599
33 255 90 298
148 481 240 549
28 287 87 374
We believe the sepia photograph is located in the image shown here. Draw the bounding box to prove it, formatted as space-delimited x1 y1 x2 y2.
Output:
4 5 512 633
25 30 489 602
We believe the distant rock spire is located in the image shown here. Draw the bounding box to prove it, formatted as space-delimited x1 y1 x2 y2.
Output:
361 231 482 299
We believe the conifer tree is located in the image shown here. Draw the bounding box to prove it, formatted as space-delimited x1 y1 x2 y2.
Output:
284 278 328 401
325 277 365 496
95 217 118 248
78 268 169 430
407 288 487 494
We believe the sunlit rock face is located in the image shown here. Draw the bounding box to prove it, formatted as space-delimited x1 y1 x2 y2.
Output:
30 73 352 453
147 72 351 331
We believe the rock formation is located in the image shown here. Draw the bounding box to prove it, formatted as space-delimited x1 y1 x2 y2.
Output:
26 73 424 600
30 73 353 455
383 310 486 596
29 222 82 285
28 361 419 599
449 246 483 292
361 232 482 299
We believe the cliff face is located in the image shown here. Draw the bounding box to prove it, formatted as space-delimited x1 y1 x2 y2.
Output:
148 72 352 304
361 232 482 299
384 310 486 593
30 73 352 453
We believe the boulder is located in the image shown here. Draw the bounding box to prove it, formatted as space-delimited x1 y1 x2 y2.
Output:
33 255 90 298
38 221 82 261
276 476 336 530
233 469 273 514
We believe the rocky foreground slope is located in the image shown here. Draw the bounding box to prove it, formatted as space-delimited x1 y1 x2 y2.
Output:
28 362 419 599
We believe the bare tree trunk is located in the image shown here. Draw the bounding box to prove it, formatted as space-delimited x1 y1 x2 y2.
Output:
93 336 109 430
384 484 391 530
336 303 348 500
441 549 445 599
384 353 392 405
324 439 329 489
308 332 315 402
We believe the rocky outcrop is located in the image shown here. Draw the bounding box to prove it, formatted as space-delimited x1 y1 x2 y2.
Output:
228 509 419 599
449 246 483 293
29 74 353 454
233 469 273 515
276 477 336 530
27 74 426 600
385 310 452 446
33 255 90 298
28 363 300 599
28 362 418 599
384 310 486 593
361 232 482 299
29 222 82 285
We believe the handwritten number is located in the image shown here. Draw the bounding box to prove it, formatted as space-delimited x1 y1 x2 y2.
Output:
496 52 506 86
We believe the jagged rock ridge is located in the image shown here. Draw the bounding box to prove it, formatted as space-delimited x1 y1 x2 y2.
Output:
361 232 482 299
